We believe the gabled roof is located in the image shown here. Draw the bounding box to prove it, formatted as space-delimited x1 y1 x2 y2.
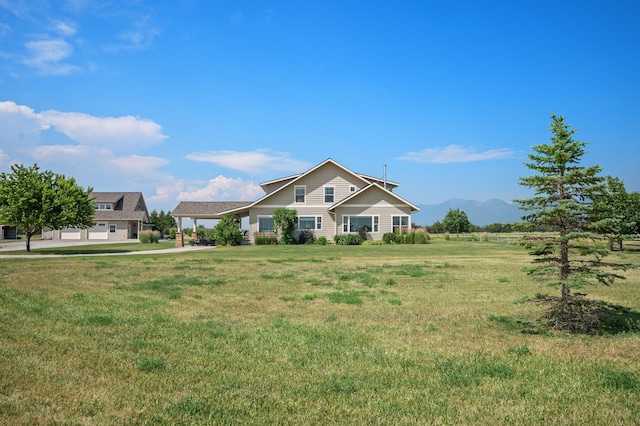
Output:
89 192 149 221
328 183 420 212
222 158 375 215
171 201 253 218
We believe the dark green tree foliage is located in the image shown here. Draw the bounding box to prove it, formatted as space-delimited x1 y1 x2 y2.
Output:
149 209 177 236
272 208 297 244
442 208 471 239
213 214 243 246
0 164 94 252
591 177 640 251
515 114 628 303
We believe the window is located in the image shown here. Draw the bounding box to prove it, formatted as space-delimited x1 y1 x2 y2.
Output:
349 186 356 193
295 186 306 203
342 215 379 233
258 216 274 232
392 215 410 233
109 224 117 233
297 216 322 230
94 203 113 210
324 186 334 203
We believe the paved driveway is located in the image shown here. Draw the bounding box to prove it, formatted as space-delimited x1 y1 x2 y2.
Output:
0 239 212 258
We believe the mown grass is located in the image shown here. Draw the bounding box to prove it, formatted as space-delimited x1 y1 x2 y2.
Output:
1 241 639 424
0 240 177 255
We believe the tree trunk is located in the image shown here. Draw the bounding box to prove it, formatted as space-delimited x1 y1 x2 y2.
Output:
26 234 31 253
560 238 570 301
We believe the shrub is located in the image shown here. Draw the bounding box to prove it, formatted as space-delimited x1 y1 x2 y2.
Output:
357 226 370 242
213 214 243 246
404 232 415 244
444 232 451 241
334 234 362 245
254 232 278 245
298 229 316 245
382 232 399 245
139 230 160 244
168 227 178 240
315 236 328 245
414 231 427 244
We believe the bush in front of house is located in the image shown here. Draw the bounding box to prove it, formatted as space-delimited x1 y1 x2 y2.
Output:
334 234 362 245
213 214 243 246
315 236 328 245
139 230 160 244
254 232 278 245
382 232 400 244
297 229 316 245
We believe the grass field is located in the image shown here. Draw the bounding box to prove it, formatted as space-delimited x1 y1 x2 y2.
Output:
1 241 639 424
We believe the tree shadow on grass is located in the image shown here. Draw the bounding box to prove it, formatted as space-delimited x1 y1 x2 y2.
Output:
491 295 640 335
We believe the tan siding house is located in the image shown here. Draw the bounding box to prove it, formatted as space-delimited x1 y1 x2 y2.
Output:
43 192 150 241
172 159 418 244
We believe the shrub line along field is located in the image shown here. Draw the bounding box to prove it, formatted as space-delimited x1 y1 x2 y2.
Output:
1 241 639 424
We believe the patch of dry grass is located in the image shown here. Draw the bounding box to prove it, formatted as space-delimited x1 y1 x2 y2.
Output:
1 241 639 424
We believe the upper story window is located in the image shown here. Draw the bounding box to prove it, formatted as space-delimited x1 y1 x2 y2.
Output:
95 203 113 210
324 186 334 203
349 185 356 193
295 186 306 203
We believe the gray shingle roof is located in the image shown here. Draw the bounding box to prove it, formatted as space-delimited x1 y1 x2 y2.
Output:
171 201 253 217
89 192 149 221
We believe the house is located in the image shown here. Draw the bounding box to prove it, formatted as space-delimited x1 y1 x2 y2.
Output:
171 159 419 244
42 192 150 240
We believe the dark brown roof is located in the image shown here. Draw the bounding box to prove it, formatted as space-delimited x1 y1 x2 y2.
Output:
171 201 253 217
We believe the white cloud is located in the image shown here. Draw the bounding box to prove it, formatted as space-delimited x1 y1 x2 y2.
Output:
0 148 9 166
39 110 168 151
53 21 77 37
397 144 516 164
110 155 169 176
22 39 81 75
0 101 50 146
30 144 95 159
177 175 263 202
185 149 309 174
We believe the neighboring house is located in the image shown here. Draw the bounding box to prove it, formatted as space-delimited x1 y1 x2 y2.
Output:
1 225 17 240
172 158 419 244
42 192 150 240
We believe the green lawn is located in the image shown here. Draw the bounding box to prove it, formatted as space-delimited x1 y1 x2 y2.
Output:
1 241 639 424
0 240 177 255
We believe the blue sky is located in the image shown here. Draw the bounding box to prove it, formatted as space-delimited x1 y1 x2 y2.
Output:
1 0 639 214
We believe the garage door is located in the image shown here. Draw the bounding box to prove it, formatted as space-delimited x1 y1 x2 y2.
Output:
88 224 109 240
61 228 81 239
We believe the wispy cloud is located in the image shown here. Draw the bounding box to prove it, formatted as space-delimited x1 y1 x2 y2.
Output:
398 144 516 164
108 15 161 51
185 149 309 174
22 39 81 75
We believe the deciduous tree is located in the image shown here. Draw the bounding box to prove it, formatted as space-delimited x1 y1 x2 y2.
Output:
442 208 471 239
0 164 94 252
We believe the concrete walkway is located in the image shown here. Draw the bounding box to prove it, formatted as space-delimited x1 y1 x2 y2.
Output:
0 239 213 258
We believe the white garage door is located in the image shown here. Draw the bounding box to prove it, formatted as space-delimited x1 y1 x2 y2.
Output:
88 223 109 240
61 228 81 239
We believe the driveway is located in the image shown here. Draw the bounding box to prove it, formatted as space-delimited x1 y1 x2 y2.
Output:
0 239 213 258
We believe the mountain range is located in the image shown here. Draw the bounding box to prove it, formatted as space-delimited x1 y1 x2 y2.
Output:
412 199 523 227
